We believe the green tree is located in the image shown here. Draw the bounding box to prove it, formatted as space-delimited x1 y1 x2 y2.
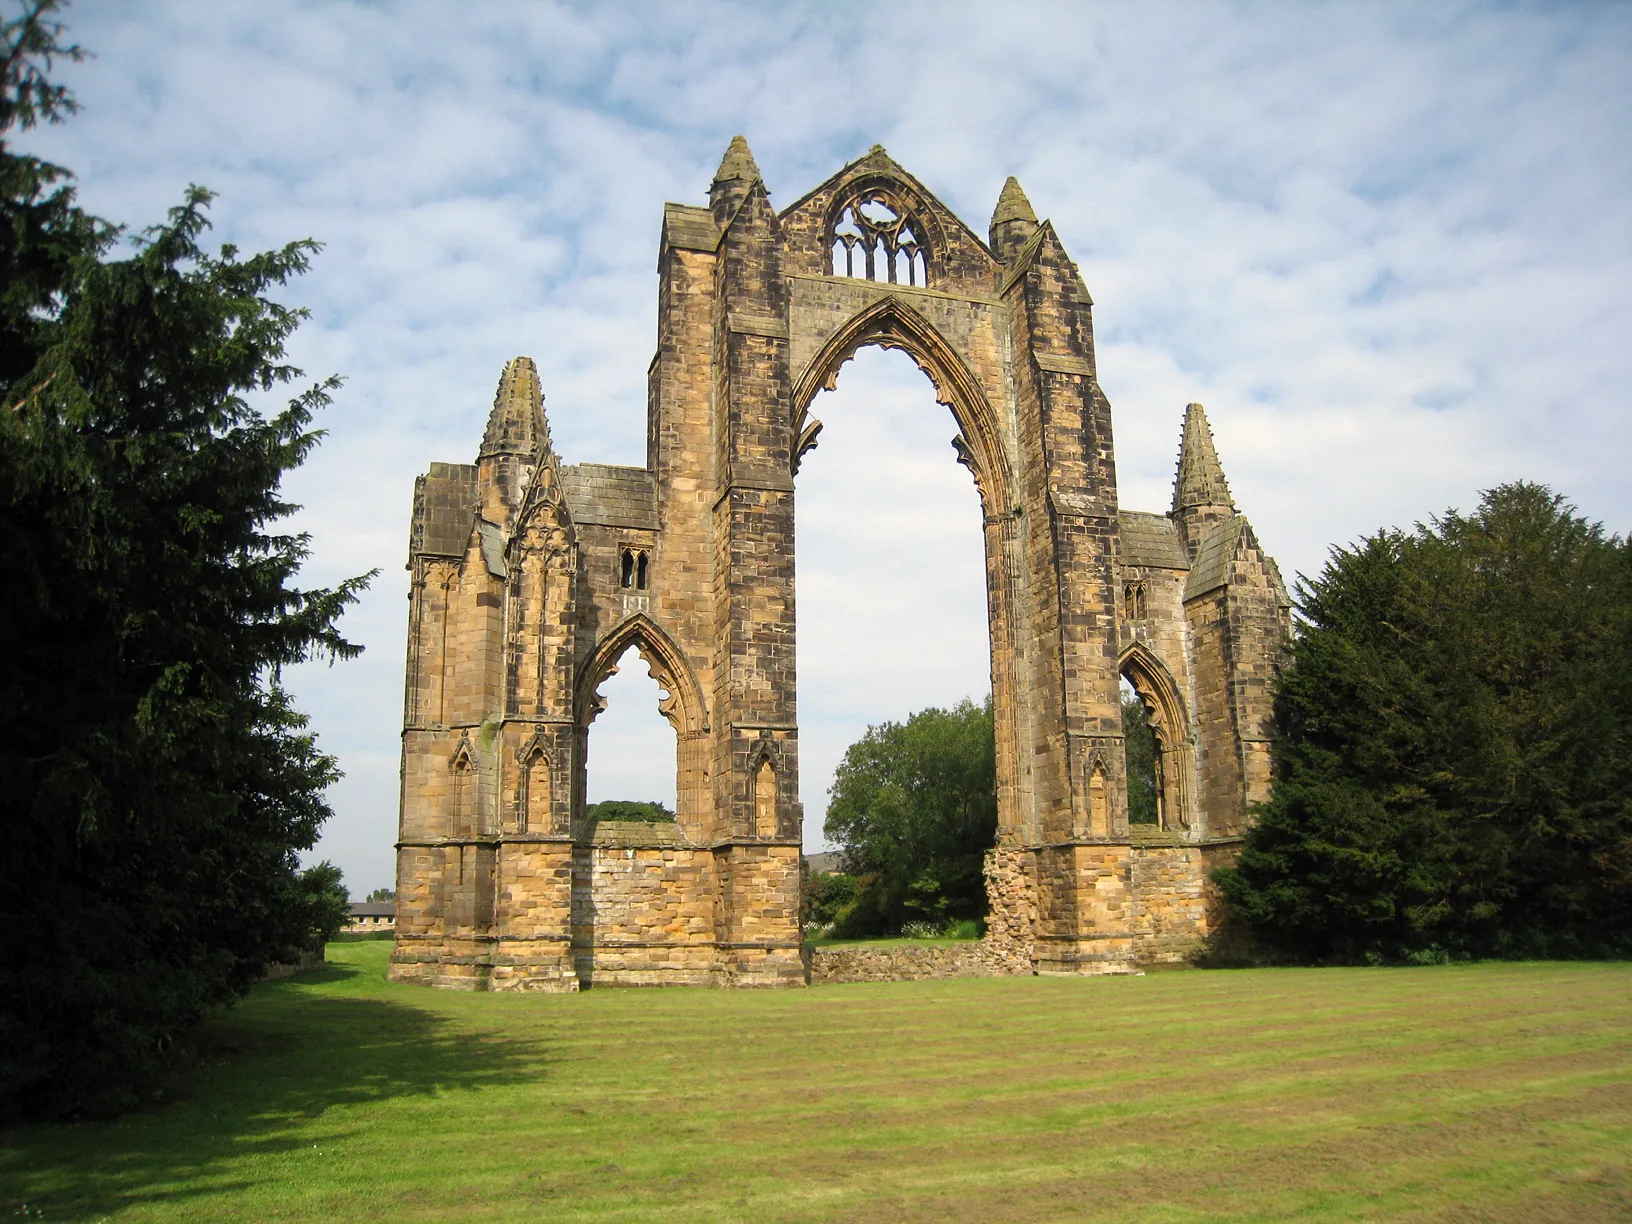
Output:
366 887 397 903
1215 483 1632 962
804 870 856 929
0 3 371 1119
299 861 351 946
824 697 997 936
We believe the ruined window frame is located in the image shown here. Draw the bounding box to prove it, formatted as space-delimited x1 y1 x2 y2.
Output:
828 187 930 288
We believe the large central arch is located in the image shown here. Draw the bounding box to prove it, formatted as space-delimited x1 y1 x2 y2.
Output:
390 140 1290 990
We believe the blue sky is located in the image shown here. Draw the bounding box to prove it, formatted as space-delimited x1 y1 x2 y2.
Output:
23 1 1631 895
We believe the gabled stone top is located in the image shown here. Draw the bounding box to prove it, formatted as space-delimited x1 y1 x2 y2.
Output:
560 463 659 530
411 462 477 559
1173 402 1235 514
662 202 723 254
1185 516 1247 600
1119 511 1191 571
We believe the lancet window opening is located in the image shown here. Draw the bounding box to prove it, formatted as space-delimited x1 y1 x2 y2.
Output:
829 190 928 288
620 547 651 590
1123 579 1148 621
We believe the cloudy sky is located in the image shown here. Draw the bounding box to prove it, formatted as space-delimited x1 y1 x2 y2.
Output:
24 1 1630 894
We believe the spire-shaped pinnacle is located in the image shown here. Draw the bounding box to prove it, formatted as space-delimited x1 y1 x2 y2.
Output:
992 176 1037 227
713 134 761 186
481 356 548 459
1172 403 1234 515
989 176 1039 262
710 134 762 224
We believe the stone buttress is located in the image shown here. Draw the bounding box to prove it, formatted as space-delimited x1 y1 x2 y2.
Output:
391 140 1289 989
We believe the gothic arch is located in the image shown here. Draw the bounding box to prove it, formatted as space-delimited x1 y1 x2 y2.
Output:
1118 641 1198 832
574 613 708 736
790 296 1015 515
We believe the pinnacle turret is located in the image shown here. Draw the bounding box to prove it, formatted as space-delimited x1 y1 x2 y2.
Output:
1173 403 1234 513
710 134 762 225
481 356 547 458
1172 403 1236 561
989 176 1038 262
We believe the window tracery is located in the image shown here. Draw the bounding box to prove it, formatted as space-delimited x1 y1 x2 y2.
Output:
829 190 928 287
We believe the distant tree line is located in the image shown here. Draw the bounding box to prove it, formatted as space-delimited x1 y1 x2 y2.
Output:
586 799 675 823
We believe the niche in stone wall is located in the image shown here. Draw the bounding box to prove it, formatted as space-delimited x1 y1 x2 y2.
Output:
520 744 558 835
449 741 475 838
1087 762 1110 837
754 754 777 838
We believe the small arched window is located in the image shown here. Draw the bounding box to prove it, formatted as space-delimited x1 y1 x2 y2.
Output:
829 190 928 287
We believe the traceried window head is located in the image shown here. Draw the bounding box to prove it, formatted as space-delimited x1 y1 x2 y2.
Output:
829 190 928 287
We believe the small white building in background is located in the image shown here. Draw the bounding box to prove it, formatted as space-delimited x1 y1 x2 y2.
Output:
346 901 396 932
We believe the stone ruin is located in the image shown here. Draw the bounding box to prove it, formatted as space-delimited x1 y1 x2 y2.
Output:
389 139 1289 990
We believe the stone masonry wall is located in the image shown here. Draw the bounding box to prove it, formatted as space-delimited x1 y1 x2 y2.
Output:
809 940 1030 984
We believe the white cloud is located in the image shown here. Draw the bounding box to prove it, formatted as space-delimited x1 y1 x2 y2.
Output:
22 0 1631 891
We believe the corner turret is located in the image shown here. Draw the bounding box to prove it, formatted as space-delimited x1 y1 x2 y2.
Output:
1171 402 1236 561
988 176 1038 262
710 134 762 226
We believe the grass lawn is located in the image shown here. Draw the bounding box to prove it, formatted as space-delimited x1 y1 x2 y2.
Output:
3 944 1629 1223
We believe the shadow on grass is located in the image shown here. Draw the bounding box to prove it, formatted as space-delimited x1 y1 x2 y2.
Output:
1 961 548 1219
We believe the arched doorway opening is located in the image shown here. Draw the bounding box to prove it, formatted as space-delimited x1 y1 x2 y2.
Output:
1118 644 1198 834
574 617 710 844
795 343 994 929
582 643 678 825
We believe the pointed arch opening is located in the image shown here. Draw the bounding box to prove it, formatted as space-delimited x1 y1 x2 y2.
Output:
791 296 1014 516
793 342 994 885
576 615 709 841
1118 643 1197 833
581 645 678 827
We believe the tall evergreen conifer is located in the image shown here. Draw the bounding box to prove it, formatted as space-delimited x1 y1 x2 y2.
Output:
1216 483 1632 961
0 1 372 1118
